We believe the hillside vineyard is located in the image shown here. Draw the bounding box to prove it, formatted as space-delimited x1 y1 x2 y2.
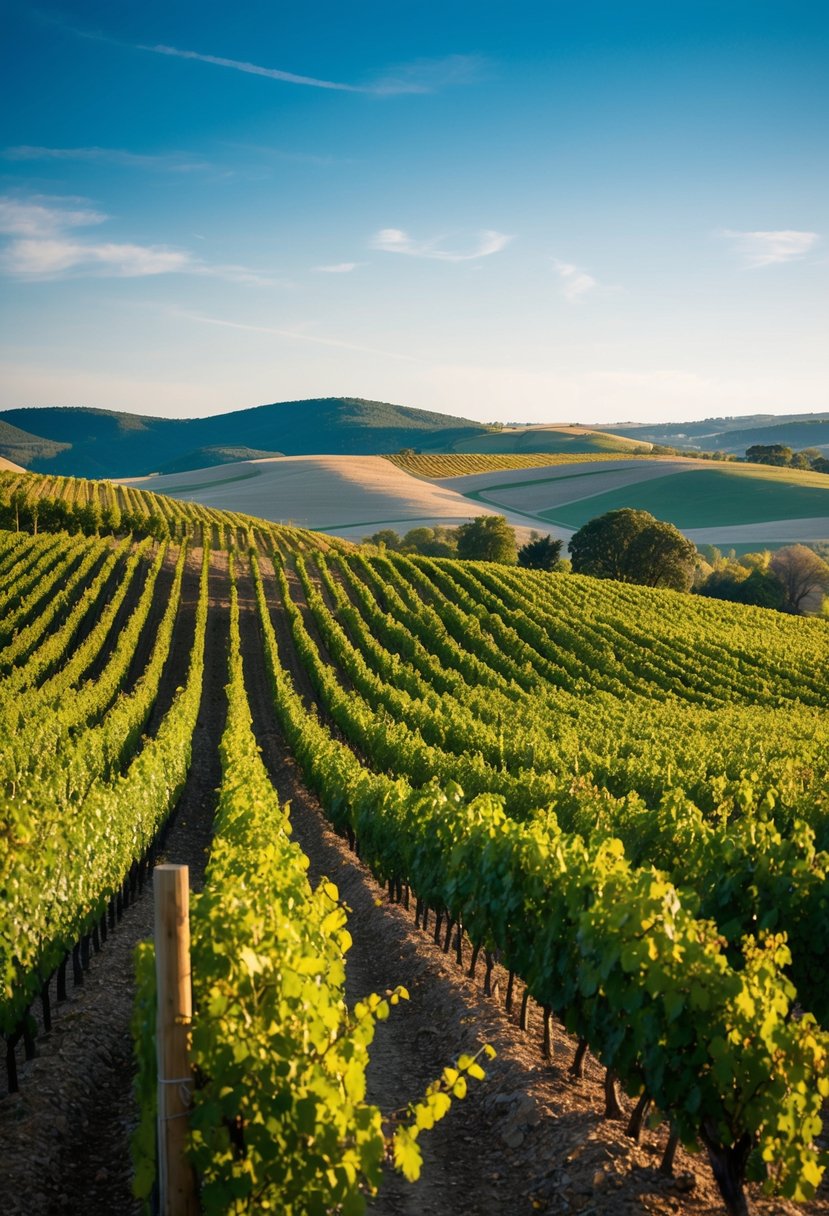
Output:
0 483 828 1216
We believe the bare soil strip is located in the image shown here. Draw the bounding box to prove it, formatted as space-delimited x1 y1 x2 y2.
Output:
0 551 229 1215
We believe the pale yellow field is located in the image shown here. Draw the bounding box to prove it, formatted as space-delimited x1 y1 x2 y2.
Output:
120 453 829 547
120 456 569 544
0 456 24 472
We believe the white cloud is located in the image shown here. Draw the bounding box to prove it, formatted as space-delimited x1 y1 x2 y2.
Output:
312 262 359 273
0 194 277 282
2 238 194 278
552 259 598 301
0 196 106 237
139 42 483 97
2 145 212 172
371 227 512 262
721 229 820 268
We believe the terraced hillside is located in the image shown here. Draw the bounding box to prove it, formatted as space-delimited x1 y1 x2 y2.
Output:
1 479 828 1216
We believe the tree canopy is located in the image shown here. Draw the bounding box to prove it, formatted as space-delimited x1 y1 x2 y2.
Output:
769 545 829 614
517 534 564 570
455 515 518 564
569 508 697 591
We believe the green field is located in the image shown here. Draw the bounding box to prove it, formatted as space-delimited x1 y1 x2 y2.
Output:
539 467 829 529
451 427 650 455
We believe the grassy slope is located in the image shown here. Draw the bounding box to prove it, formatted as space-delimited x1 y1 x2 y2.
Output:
449 425 651 455
537 465 829 529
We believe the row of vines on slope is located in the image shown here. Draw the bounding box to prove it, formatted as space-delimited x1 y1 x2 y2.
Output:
252 541 828 1215
132 556 490 1214
0 532 208 1088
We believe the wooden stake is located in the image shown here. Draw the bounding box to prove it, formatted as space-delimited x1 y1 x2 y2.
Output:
154 864 198 1216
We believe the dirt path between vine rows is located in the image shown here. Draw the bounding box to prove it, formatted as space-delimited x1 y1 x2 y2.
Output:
0 548 229 1216
236 554 827 1216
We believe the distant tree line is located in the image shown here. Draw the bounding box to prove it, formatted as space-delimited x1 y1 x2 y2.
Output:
366 517 567 569
745 444 829 473
367 510 828 616
695 544 829 615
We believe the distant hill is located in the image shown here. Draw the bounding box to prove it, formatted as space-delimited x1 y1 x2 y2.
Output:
155 445 284 475
449 424 651 456
0 399 493 478
613 413 829 454
3 399 827 477
0 419 70 466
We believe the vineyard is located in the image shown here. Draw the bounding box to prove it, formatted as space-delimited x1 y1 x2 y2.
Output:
384 452 650 478
0 472 828 1216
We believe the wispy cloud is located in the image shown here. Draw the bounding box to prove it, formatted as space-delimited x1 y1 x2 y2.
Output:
372 227 512 262
141 43 361 91
0 194 278 282
3 145 212 172
721 229 820 268
138 42 483 96
369 55 485 96
174 310 418 362
552 259 598 301
0 196 105 237
312 262 359 273
3 238 193 278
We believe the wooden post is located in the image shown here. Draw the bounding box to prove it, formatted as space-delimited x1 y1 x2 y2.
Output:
154 864 199 1216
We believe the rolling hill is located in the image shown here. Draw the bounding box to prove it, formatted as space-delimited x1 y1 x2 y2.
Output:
118 450 829 548
0 399 493 478
612 412 829 454
120 455 565 544
448 423 652 455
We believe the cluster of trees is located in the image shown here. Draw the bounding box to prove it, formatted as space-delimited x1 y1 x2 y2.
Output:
695 544 829 615
0 490 170 540
367 511 827 615
368 517 519 563
745 444 829 473
367 518 568 569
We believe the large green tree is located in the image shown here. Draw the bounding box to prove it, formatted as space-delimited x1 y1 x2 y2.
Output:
456 514 517 564
569 508 697 590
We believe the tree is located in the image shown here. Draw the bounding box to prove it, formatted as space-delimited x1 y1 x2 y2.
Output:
518 534 563 570
696 566 785 610
745 444 794 467
769 545 829 614
401 526 457 557
569 508 697 591
367 529 403 551
455 515 517 564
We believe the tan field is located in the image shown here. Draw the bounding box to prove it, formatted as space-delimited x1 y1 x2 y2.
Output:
120 455 570 544
0 456 24 472
121 453 829 548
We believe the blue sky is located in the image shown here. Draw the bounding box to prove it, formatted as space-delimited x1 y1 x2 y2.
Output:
1 1 826 423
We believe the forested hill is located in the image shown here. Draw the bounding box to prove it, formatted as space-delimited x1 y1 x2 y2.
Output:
613 412 829 454
0 398 491 478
